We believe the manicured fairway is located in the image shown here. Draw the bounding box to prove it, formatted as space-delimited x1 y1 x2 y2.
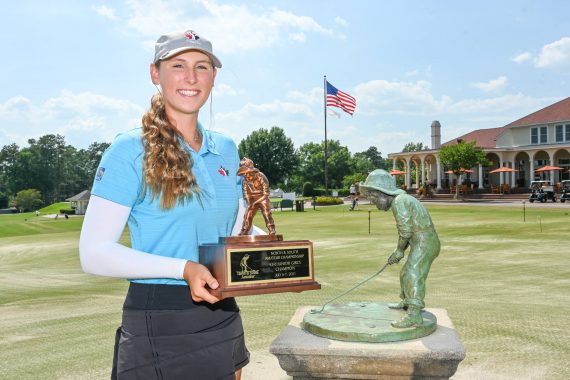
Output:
1 203 569 379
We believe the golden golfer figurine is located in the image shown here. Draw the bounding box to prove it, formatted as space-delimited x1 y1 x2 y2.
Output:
237 158 276 235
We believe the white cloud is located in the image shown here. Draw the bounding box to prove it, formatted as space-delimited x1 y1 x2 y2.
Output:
534 37 570 68
92 5 119 20
446 93 549 115
213 96 319 147
286 87 322 105
512 52 532 64
289 32 306 42
43 89 143 116
471 76 508 92
354 79 452 115
218 100 313 122
0 96 32 116
0 91 144 148
351 79 554 121
334 16 348 28
213 83 238 97
124 0 336 53
206 81 559 155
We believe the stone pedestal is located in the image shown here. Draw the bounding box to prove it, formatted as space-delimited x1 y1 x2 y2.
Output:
270 306 465 379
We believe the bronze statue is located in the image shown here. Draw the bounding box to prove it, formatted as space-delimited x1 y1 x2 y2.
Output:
237 158 276 235
360 169 440 328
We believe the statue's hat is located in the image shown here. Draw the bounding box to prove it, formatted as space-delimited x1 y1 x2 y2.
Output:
360 169 406 196
236 158 259 176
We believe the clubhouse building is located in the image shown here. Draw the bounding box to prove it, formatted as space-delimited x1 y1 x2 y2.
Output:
387 97 570 192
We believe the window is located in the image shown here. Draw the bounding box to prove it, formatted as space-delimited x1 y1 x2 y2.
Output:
566 124 570 142
556 125 563 142
531 128 538 144
540 126 547 143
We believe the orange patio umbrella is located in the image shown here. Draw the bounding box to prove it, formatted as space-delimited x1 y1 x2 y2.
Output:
444 168 474 174
489 167 518 174
534 165 564 172
389 169 407 175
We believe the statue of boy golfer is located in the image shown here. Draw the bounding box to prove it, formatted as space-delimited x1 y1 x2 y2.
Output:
360 169 440 328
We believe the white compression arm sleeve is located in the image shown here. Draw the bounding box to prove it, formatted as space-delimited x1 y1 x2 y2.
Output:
79 195 188 279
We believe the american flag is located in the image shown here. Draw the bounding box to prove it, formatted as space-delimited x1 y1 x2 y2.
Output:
326 80 356 115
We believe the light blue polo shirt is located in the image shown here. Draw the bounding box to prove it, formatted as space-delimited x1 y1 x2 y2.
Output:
91 125 241 285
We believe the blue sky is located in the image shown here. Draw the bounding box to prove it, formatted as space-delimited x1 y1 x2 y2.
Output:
1 0 569 157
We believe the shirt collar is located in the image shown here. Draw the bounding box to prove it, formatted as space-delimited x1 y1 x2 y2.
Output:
197 122 220 156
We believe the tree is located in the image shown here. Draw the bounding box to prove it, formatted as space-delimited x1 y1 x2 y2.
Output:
438 141 489 200
14 189 43 212
296 140 352 190
238 127 298 186
342 173 367 190
25 134 66 203
352 146 388 173
0 143 20 196
402 142 429 152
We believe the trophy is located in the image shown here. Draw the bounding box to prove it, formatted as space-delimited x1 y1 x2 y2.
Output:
199 158 321 299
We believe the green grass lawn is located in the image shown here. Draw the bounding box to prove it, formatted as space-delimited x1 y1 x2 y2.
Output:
1 203 569 379
39 202 71 214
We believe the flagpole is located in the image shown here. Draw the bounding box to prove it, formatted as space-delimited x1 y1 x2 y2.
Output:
323 75 328 195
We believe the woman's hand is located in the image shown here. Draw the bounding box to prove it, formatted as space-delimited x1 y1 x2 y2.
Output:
183 261 221 304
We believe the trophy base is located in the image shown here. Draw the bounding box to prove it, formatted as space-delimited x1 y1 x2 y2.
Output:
200 237 321 299
209 280 321 298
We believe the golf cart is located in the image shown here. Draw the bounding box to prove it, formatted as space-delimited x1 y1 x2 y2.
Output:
560 180 570 203
528 180 556 203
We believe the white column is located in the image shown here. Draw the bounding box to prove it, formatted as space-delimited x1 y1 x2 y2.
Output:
405 160 411 189
415 161 420 188
529 154 535 182
436 157 442 190
478 164 484 189
511 162 516 186
499 159 504 185
549 157 555 183
421 159 426 185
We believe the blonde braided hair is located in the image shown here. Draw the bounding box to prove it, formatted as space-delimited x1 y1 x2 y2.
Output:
141 92 200 209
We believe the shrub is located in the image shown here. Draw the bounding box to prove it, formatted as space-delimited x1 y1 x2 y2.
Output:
312 196 344 205
14 189 43 212
313 188 326 196
302 182 314 197
59 209 76 215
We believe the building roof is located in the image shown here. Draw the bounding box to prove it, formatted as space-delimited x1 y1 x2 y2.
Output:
442 127 504 148
504 96 570 128
66 190 91 202
442 97 570 149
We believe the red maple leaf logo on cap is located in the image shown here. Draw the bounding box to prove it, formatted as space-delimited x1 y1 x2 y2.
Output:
185 31 199 40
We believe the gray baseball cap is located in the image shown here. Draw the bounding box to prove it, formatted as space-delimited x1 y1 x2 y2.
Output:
153 30 222 68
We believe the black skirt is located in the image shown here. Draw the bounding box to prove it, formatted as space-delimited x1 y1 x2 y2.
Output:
111 283 249 380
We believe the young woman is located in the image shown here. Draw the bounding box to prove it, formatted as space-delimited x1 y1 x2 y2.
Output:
79 30 249 379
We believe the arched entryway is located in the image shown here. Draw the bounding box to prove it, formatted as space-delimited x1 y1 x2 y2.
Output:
554 148 570 182
485 153 501 187
532 150 551 181
514 151 531 188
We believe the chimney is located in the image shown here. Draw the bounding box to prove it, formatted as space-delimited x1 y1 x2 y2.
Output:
431 120 441 149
